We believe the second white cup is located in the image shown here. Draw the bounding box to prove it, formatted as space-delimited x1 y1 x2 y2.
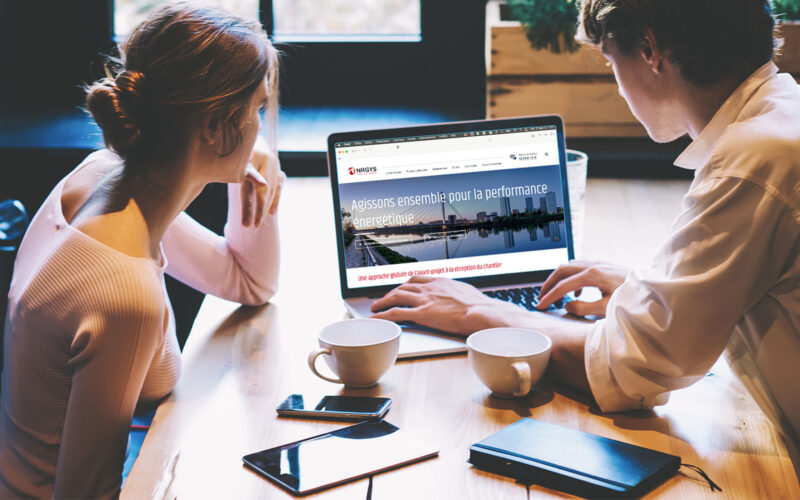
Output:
467 327 552 398
308 318 401 388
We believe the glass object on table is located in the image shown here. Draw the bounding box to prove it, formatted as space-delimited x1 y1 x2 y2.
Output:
566 149 587 259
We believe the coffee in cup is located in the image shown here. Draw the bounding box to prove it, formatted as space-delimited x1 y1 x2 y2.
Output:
467 327 552 398
308 318 401 388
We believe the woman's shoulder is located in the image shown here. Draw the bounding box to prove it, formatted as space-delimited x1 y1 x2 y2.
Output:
17 232 166 320
7 232 169 367
8 233 167 368
60 149 122 222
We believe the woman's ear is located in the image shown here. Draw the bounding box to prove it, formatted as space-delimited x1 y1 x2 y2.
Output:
202 115 221 148
641 28 664 75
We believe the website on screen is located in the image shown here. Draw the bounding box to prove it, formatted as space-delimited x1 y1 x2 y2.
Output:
336 126 569 288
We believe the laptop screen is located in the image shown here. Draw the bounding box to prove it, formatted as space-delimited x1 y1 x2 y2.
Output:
328 116 573 296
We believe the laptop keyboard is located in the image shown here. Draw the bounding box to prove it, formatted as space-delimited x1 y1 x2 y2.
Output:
483 286 573 311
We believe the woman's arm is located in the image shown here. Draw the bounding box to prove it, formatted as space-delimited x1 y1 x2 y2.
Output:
54 300 164 499
162 148 285 305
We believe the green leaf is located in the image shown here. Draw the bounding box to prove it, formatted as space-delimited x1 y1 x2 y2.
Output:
773 0 800 21
507 0 581 54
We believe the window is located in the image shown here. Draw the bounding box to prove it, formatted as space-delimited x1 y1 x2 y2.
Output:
267 0 484 112
115 0 260 38
110 0 484 113
114 0 420 41
273 0 421 41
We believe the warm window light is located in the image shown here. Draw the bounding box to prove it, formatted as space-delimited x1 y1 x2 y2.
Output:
114 0 421 39
114 0 259 38
273 0 420 37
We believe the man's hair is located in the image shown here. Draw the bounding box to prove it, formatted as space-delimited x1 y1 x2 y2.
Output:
579 0 780 86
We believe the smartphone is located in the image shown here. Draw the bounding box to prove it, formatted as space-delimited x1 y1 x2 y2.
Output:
276 394 391 421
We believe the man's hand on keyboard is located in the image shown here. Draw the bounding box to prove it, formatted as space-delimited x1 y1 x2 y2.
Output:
536 261 628 317
369 276 521 336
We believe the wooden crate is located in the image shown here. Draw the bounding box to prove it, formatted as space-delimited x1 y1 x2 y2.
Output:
485 0 646 137
486 3 800 136
489 77 647 137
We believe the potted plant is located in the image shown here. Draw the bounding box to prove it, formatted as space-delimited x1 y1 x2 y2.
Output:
505 0 580 54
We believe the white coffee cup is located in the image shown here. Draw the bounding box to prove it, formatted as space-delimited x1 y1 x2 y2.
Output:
467 328 552 398
308 318 401 388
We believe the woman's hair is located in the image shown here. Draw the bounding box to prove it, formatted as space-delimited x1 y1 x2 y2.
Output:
86 1 279 164
578 0 780 86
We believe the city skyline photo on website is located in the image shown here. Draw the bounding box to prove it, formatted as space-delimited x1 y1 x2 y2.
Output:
340 164 567 270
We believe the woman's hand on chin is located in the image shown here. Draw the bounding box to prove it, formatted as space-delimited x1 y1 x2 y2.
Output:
369 276 523 336
242 136 286 227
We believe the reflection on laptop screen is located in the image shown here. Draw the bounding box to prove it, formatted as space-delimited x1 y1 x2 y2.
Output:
334 124 569 289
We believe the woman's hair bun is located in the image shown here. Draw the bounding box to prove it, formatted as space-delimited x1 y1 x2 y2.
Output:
85 69 148 156
115 70 147 111
85 2 277 163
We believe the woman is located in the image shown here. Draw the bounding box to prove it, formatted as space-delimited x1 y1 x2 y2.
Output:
0 3 283 498
371 0 800 476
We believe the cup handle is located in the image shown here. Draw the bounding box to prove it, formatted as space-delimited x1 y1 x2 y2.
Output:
512 361 532 397
308 348 343 384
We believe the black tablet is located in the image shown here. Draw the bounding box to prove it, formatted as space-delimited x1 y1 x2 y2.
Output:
243 420 438 496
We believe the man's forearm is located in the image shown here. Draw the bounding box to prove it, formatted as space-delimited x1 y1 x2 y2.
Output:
477 304 594 394
547 324 592 393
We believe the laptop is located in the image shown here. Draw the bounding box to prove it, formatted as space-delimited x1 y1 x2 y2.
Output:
327 115 575 359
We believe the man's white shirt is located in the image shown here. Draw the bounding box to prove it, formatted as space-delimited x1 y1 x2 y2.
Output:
584 62 800 472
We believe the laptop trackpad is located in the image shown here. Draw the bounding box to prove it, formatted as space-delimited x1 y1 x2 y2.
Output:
345 298 466 359
397 327 466 360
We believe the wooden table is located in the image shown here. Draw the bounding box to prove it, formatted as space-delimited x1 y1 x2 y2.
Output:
122 177 800 499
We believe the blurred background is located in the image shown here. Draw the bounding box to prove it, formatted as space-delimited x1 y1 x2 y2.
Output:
0 0 797 345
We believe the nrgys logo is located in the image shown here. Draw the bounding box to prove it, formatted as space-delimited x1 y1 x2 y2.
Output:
348 166 377 176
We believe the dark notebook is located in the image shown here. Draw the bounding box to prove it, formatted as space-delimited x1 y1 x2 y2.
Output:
469 418 680 498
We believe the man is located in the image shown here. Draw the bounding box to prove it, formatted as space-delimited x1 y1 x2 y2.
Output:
371 0 800 474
